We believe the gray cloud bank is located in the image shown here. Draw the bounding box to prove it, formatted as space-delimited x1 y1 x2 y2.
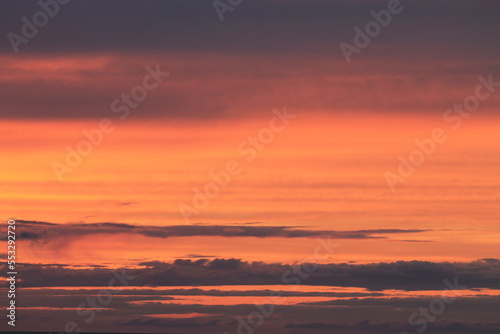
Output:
7 257 500 290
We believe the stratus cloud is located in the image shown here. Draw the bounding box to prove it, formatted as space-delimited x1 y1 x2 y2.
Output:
1 0 499 120
1 52 499 121
8 258 500 290
284 320 500 333
12 288 500 334
14 220 433 242
0 0 498 55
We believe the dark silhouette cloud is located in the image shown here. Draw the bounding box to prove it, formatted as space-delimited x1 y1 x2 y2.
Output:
12 284 500 333
0 0 498 55
118 317 221 328
14 220 438 245
284 320 500 333
8 258 500 290
0 1 499 120
17 219 434 241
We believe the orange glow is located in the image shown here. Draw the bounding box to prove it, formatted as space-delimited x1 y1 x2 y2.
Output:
3 112 500 265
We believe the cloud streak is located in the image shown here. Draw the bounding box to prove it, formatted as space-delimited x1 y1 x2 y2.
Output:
8 258 500 290
16 220 433 241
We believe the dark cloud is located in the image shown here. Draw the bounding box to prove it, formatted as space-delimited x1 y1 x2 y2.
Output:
207 258 242 270
284 320 500 333
16 219 433 241
179 253 218 258
7 258 500 290
10 285 500 333
9 278 500 333
117 317 221 328
1 51 499 120
173 259 210 267
18 231 42 240
17 286 384 299
0 1 499 120
0 0 498 55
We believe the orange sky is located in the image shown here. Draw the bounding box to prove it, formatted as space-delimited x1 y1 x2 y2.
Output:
2 2 500 333
3 113 499 266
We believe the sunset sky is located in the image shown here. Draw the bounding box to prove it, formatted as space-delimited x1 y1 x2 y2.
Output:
1 1 499 333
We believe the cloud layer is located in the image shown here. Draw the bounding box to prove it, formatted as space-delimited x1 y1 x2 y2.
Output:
9 257 500 290
15 220 434 241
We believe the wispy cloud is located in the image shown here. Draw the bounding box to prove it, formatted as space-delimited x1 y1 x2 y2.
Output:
16 220 433 242
8 258 500 290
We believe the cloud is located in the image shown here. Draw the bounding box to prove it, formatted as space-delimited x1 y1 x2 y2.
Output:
117 317 221 328
14 288 500 333
0 0 498 55
12 280 500 333
15 220 433 242
0 51 498 120
178 253 218 258
0 1 499 120
8 258 500 290
207 258 242 270
284 320 500 333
